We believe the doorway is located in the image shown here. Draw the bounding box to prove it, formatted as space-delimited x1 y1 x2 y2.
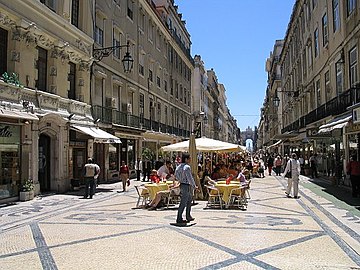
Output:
38 134 51 192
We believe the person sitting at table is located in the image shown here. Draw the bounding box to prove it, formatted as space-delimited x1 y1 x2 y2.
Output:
219 163 228 178
157 161 174 180
150 169 160 183
147 180 181 210
236 169 247 183
211 167 222 180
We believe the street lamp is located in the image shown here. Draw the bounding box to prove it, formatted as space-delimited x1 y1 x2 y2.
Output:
273 90 299 107
93 41 134 72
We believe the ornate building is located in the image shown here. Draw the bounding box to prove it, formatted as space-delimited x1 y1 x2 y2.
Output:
0 0 94 200
261 0 360 185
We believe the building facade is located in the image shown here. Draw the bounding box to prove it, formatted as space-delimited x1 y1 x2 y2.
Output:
0 0 95 200
91 0 194 177
262 0 360 185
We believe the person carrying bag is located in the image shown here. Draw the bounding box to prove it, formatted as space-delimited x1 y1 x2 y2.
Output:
283 153 301 199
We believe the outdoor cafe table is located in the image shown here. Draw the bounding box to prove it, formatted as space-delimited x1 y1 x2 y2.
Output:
144 182 171 200
215 183 240 204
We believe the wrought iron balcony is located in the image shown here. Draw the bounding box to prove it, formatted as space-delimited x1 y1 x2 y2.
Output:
92 105 190 137
281 86 360 133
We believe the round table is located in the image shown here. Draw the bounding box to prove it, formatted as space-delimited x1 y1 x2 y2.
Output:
215 183 240 204
144 183 169 200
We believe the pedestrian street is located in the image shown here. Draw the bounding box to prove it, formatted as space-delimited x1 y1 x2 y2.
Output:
0 174 359 270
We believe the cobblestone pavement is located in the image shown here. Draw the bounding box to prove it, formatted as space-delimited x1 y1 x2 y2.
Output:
0 175 359 270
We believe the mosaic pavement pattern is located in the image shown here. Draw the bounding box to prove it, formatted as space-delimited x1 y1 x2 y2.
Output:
0 176 359 270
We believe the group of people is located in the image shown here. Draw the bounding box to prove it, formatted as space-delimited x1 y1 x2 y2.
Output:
82 148 359 225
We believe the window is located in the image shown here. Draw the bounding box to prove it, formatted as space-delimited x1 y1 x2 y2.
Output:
68 62 76 100
322 13 328 47
40 0 56 11
336 61 343 94
94 22 104 46
0 28 8 76
170 76 173 96
71 0 79 27
349 47 358 86
127 0 133 20
148 69 153 82
139 93 144 122
156 76 161 87
138 53 144 76
113 29 121 59
307 44 313 68
175 81 178 99
94 13 105 46
164 80 167 92
314 28 319 57
325 70 330 101
139 11 145 32
148 21 154 42
333 0 340 32
179 85 183 102
164 106 168 125
36 47 47 91
347 0 356 16
316 79 321 105
157 103 161 122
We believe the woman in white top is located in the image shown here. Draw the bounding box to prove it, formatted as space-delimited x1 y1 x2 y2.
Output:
283 153 301 199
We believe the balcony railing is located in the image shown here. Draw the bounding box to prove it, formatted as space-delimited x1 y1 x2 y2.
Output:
92 105 190 138
282 86 360 133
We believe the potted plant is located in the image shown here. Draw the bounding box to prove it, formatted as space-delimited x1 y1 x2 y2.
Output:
19 179 35 201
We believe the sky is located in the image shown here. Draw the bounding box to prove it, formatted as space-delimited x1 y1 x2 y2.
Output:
177 0 295 132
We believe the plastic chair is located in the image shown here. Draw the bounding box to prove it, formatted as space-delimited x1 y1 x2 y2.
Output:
242 180 251 200
228 186 247 209
205 185 223 209
134 185 150 207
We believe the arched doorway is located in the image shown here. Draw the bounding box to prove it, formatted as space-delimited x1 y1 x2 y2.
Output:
38 133 51 192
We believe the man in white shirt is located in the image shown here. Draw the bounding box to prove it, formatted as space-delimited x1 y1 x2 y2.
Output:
283 153 301 199
157 161 173 180
135 158 142 181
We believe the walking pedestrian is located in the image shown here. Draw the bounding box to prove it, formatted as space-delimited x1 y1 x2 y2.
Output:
274 155 282 176
346 155 360 197
83 158 100 199
120 160 130 192
283 153 301 199
135 158 142 181
175 153 197 225
309 153 318 178
267 154 274 176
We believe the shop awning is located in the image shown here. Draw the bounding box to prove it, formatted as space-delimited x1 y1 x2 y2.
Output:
267 140 282 149
0 108 38 121
273 131 298 139
71 125 121 144
318 114 352 134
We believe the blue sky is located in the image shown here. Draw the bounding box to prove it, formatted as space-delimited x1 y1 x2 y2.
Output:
177 0 295 132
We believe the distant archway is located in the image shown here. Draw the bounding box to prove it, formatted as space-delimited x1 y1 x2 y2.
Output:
240 126 256 152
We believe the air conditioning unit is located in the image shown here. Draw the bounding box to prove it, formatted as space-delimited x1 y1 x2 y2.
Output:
127 103 132 113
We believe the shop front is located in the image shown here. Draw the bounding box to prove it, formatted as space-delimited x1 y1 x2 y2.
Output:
0 124 21 199
0 108 38 201
69 124 122 184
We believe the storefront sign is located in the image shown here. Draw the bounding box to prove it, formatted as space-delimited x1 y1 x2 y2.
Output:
69 141 86 147
0 125 20 144
306 128 332 138
345 123 360 133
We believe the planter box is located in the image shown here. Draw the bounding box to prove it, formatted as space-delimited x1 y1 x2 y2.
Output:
19 190 34 201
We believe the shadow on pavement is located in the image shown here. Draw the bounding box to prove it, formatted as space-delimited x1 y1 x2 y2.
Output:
309 178 360 208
